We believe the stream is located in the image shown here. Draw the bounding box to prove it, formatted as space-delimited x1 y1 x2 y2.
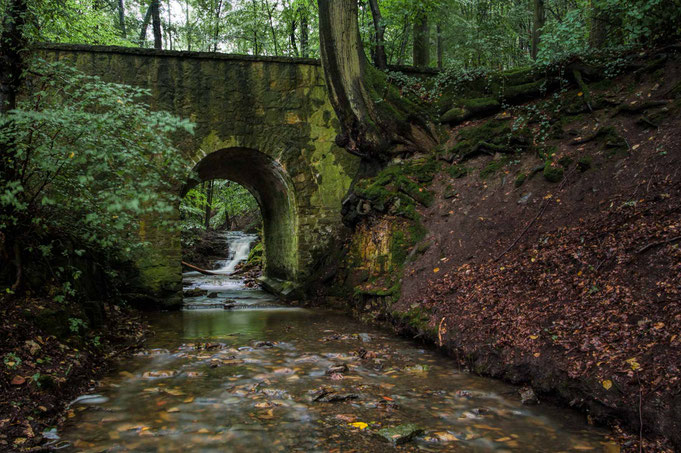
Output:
58 232 616 452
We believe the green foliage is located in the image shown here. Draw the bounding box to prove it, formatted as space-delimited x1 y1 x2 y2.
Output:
180 181 258 232
3 352 22 369
0 59 193 296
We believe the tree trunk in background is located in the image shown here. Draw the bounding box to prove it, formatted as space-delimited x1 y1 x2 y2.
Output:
204 180 214 230
300 7 309 58
139 5 152 45
185 0 192 51
318 0 437 160
166 0 173 49
151 0 163 49
368 0 387 70
118 0 127 38
396 23 410 65
413 8 429 67
436 21 443 68
589 0 607 48
213 0 223 52
264 0 280 55
531 0 545 60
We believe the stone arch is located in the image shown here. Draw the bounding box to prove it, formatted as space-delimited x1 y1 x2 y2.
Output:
183 147 299 282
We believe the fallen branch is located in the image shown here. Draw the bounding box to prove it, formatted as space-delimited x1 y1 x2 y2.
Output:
182 261 221 276
636 236 681 254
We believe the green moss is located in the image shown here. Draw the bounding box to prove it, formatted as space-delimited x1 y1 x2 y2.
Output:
577 156 593 172
558 156 573 167
502 79 545 101
355 157 439 216
480 157 509 179
447 164 469 178
543 162 564 183
515 172 527 187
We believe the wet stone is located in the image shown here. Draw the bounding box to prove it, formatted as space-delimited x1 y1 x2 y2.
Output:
520 386 539 405
183 288 208 298
377 424 424 445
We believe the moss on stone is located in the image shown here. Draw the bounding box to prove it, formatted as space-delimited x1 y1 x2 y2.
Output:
515 172 527 187
447 164 470 179
577 156 593 172
543 162 565 183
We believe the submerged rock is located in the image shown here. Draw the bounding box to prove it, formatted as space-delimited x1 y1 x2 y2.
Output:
207 292 219 299
378 424 424 445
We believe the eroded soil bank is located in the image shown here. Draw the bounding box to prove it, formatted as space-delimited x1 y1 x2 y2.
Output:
324 47 681 451
0 296 148 451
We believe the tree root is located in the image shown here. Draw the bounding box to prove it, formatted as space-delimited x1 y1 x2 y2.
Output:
611 100 669 116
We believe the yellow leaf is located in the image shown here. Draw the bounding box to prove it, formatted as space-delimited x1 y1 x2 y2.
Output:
68 152 75 159
433 268 440 273
577 92 584 97
533 352 541 357
602 379 613 390
529 335 538 340
349 422 368 430
632 144 640 150
543 194 553 199
625 358 641 371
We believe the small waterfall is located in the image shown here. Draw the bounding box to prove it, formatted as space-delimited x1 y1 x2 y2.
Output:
214 232 257 275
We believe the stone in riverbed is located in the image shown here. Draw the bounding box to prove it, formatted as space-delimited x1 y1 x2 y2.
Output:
520 386 539 405
207 292 219 298
378 424 424 445
183 288 208 298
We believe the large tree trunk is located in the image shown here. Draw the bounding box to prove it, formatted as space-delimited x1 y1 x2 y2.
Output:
151 0 163 49
368 0 387 70
318 0 437 161
531 0 545 60
413 8 430 67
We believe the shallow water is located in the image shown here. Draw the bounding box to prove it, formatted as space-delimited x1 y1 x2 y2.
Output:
57 235 616 452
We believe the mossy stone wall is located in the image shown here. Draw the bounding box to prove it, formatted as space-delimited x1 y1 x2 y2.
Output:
35 44 359 307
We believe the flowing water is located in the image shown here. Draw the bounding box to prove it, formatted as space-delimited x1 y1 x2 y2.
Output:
57 233 617 452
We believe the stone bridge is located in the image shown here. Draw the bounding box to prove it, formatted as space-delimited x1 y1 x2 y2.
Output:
35 43 360 307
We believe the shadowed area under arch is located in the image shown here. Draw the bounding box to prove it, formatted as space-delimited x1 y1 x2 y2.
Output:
184 148 298 281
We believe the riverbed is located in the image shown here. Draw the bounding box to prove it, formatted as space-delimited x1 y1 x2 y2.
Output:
57 233 616 452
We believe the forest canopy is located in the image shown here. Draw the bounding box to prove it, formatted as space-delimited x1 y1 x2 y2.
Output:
3 0 679 70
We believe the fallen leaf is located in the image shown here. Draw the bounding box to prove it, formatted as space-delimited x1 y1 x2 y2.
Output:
349 422 368 430
602 380 613 390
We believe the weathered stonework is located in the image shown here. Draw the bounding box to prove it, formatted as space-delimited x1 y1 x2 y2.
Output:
35 44 360 307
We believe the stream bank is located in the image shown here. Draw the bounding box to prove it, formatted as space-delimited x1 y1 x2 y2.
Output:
0 295 148 451
320 47 681 451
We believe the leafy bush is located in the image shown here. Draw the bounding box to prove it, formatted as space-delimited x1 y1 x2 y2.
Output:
0 59 194 298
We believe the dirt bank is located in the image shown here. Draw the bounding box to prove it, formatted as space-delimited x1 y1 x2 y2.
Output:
0 296 147 451
330 47 681 451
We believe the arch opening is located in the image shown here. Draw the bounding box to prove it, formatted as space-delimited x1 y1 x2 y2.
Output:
182 148 299 283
